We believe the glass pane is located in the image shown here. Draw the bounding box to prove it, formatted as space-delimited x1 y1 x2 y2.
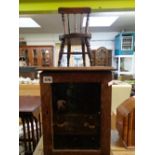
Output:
121 36 133 50
33 49 38 66
42 49 51 66
52 83 101 149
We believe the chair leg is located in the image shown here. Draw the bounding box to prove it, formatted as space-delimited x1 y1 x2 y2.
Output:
21 117 27 151
67 39 71 67
58 39 65 66
81 39 86 66
26 118 32 152
30 117 36 150
85 38 92 66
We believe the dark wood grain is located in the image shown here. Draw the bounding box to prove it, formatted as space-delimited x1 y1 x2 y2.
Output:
40 77 53 155
100 73 112 155
38 66 114 71
40 67 113 155
58 7 91 14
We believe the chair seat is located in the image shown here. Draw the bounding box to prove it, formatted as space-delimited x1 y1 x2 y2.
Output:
59 33 91 40
59 33 91 45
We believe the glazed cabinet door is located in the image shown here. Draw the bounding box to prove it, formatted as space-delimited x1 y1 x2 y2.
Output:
19 46 54 67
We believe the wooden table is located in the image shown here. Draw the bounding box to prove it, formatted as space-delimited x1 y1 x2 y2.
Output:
19 84 40 96
19 96 42 155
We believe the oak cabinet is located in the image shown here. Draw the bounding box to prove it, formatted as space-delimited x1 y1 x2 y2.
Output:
39 67 114 155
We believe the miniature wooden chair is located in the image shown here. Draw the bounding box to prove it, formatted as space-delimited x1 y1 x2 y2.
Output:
58 7 92 66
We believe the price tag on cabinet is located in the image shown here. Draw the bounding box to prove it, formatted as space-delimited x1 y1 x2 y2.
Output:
43 76 53 83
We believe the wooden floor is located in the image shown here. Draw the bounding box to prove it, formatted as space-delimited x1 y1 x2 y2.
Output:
111 130 135 155
33 136 43 155
33 130 135 155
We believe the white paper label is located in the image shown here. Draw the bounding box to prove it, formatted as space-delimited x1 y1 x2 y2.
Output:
43 76 53 83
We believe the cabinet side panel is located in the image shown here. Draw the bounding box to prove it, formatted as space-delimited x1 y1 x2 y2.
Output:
100 72 112 155
40 73 53 155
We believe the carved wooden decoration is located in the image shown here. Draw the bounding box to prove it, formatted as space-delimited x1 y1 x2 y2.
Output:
91 47 112 66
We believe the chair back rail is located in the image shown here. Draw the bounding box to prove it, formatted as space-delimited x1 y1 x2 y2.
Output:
58 7 91 34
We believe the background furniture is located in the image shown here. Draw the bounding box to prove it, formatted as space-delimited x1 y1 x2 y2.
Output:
19 45 54 79
115 32 135 56
39 67 113 155
113 55 135 78
114 32 135 78
116 96 135 148
19 45 54 67
91 47 112 66
58 7 92 66
19 96 42 155
19 66 38 79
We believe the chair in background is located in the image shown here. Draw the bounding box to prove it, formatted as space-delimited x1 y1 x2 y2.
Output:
58 7 93 66
19 96 42 154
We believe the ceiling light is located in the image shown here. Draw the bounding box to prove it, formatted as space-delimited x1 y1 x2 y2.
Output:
19 17 41 28
94 11 135 16
83 16 119 27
